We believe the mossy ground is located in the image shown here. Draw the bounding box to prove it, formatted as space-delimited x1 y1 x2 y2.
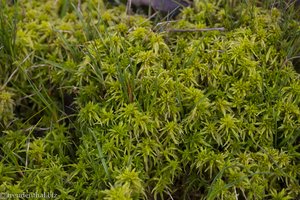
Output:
0 0 300 199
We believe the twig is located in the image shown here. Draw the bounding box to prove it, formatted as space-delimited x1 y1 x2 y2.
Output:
23 126 51 132
234 186 239 200
240 188 248 200
167 191 174 200
126 0 132 15
25 138 30 169
167 27 226 32
77 0 81 13
282 55 300 67
286 55 300 61
153 20 179 32
155 20 179 27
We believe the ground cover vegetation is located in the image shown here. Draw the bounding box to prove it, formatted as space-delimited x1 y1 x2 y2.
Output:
0 0 300 199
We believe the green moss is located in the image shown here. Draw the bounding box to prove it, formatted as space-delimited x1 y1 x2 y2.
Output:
0 0 300 199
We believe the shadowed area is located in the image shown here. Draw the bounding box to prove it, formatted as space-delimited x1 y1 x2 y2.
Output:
130 0 191 13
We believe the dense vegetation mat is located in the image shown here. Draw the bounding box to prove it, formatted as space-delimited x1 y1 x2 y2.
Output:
1 0 300 199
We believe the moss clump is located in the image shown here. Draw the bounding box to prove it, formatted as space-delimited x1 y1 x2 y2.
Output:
0 0 300 199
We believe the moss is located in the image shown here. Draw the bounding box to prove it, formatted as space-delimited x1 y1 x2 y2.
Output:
0 0 300 199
